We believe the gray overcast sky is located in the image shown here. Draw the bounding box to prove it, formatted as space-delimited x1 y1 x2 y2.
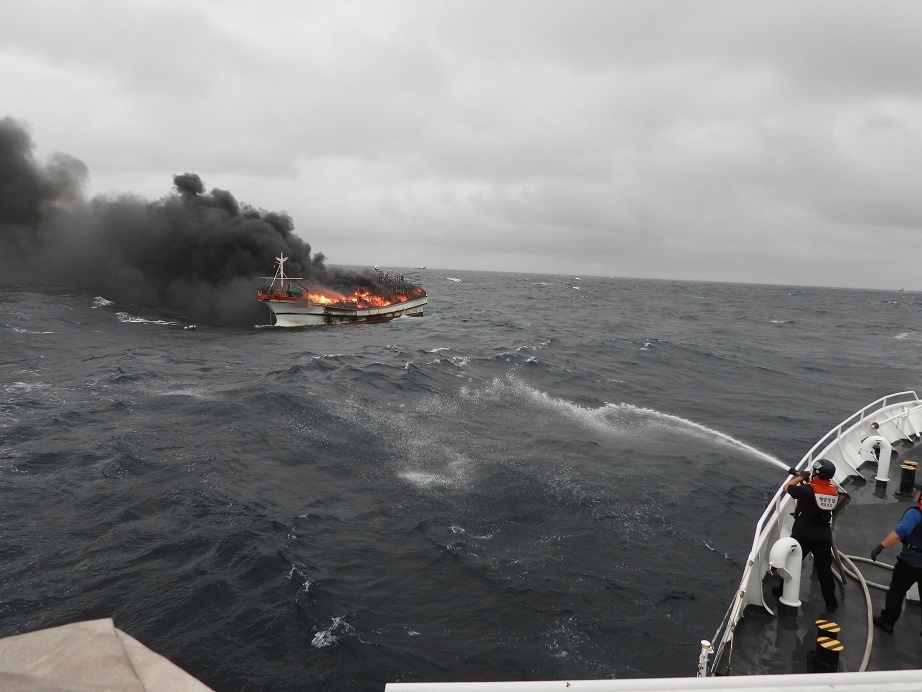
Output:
3 0 921 289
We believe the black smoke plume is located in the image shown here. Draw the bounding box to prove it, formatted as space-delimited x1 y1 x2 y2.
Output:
0 116 379 326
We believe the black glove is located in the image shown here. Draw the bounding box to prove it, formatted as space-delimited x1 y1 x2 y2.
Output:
787 467 800 476
871 543 884 562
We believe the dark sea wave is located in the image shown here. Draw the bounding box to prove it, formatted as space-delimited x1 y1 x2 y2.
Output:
3 271 922 690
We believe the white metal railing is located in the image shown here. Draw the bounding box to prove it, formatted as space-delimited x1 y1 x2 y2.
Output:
386 668 922 691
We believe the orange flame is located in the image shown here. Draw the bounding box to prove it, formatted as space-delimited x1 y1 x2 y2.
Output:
307 287 410 308
307 290 348 305
260 283 425 307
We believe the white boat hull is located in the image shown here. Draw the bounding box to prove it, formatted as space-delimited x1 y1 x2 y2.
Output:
263 294 428 327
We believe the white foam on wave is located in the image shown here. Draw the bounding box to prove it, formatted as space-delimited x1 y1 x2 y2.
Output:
159 386 209 398
5 381 51 394
311 616 354 649
131 379 214 399
286 564 313 594
7 326 54 334
462 375 787 470
311 630 335 648
93 296 113 308
446 277 461 282
450 525 494 540
116 312 178 326
496 341 548 361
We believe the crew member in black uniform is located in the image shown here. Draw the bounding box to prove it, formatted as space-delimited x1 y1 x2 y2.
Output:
779 458 840 612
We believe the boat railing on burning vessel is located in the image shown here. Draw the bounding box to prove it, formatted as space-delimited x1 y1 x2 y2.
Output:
372 265 427 301
256 255 426 308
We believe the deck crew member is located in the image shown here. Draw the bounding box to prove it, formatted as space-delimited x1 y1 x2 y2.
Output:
781 458 840 612
869 481 922 634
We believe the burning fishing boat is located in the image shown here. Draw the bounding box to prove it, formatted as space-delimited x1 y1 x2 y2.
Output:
257 255 428 327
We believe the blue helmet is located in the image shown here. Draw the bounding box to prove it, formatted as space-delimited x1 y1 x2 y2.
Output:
811 458 836 480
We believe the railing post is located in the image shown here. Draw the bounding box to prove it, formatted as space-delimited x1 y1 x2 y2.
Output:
696 639 713 677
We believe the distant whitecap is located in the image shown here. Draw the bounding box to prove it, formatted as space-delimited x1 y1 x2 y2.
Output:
8 326 54 334
116 312 177 325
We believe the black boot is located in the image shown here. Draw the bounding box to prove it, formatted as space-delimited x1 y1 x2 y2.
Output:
873 614 894 633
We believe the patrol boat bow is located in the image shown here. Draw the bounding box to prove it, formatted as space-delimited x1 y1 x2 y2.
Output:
703 391 922 678
386 392 922 690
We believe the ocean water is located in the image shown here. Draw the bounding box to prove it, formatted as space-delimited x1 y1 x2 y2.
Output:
2 271 922 690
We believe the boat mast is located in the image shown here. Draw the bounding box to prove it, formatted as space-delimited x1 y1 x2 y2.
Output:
274 254 288 291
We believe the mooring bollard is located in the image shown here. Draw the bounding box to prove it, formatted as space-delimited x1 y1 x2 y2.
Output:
814 636 844 672
815 618 840 643
898 460 918 497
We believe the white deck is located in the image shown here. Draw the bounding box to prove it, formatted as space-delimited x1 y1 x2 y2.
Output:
0 618 211 691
